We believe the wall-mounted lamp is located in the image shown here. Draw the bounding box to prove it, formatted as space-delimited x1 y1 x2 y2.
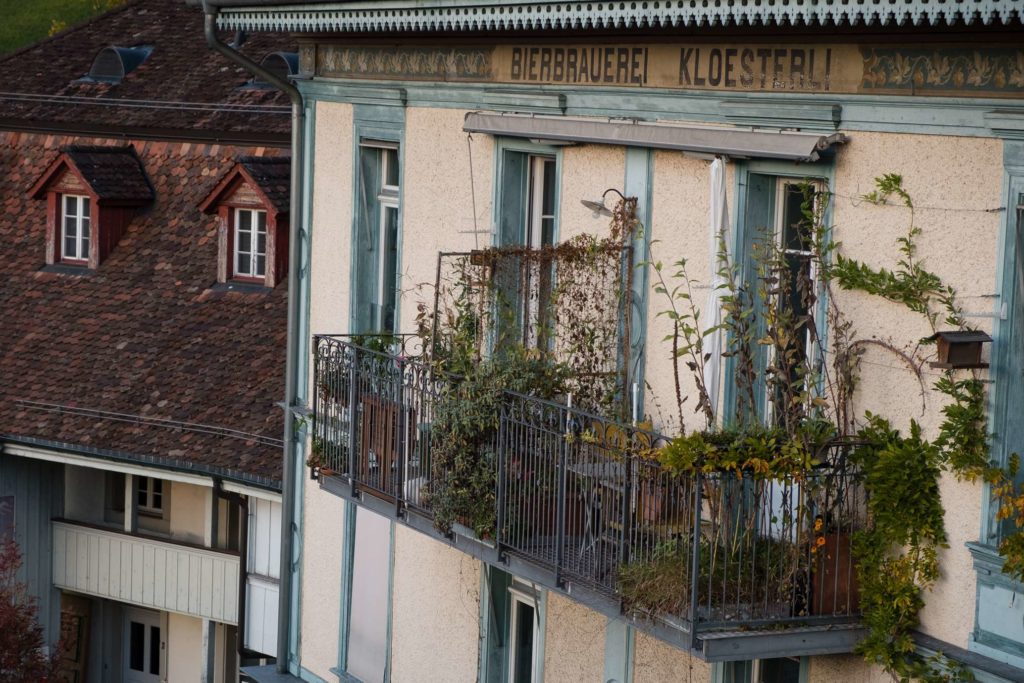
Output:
580 188 631 218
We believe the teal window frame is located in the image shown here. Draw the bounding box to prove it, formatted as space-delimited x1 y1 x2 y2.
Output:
712 656 809 683
723 159 836 426
490 139 562 350
478 566 547 683
350 141 403 334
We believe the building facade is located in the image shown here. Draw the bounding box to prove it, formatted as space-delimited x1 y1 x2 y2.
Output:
0 1 295 680
197 1 1023 682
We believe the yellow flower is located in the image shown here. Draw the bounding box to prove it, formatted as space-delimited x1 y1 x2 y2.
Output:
814 518 823 532
816 536 827 547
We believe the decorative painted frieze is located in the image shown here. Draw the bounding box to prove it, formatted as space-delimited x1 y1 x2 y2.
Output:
861 47 1024 93
306 41 1024 98
317 46 491 81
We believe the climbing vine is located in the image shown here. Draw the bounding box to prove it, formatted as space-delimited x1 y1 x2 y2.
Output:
651 173 1019 682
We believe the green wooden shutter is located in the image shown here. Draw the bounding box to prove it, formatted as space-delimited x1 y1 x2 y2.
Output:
494 151 529 347
725 171 774 425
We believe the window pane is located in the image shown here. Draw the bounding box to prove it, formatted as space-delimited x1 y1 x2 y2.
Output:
542 159 556 218
381 207 399 332
256 229 266 256
384 149 400 187
238 230 251 253
129 621 145 671
137 489 146 507
150 493 162 510
255 255 266 277
152 479 162 495
82 197 91 220
782 185 812 252
138 477 149 494
256 210 267 232
81 230 90 260
238 209 251 232
237 253 251 276
513 600 535 683
759 657 801 683
149 625 160 675
64 195 76 217
64 234 76 259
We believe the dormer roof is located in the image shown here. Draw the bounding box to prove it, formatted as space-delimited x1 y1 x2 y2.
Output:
29 145 153 205
199 156 290 215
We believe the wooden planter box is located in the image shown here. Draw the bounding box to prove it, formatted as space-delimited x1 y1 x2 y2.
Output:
811 532 860 615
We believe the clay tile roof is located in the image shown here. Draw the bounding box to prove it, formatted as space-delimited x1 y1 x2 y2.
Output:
0 0 292 139
238 156 290 213
62 145 153 202
0 135 289 486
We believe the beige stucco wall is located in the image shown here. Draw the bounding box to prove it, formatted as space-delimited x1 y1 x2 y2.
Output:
298 482 346 679
167 612 202 683
168 481 208 545
309 100 355 341
807 654 891 683
398 106 494 335
646 150 737 434
542 592 606 682
301 91 1004 674
830 131 1002 647
633 630 711 683
389 525 481 683
558 144 627 242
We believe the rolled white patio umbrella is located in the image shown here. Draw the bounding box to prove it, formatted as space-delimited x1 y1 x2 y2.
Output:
702 157 731 426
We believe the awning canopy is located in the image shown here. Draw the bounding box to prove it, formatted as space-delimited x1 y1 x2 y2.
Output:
463 112 847 162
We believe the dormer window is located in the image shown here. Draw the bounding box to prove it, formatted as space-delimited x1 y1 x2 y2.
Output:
200 156 290 289
61 195 91 263
234 208 268 280
28 145 152 270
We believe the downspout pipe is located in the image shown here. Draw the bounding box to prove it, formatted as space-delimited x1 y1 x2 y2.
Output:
201 3 304 673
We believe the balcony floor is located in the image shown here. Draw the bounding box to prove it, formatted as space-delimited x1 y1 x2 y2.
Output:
320 473 865 662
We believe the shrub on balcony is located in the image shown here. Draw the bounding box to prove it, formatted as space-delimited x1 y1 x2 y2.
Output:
426 345 572 538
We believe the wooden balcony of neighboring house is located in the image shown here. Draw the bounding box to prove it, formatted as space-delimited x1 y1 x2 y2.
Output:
310 334 868 662
51 519 240 625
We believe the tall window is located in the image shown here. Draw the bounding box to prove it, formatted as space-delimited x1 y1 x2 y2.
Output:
353 144 401 333
482 569 543 682
508 588 540 683
62 194 91 263
496 150 557 348
234 208 267 279
732 172 825 425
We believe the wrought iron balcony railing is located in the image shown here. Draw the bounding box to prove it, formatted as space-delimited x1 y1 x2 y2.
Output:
312 334 864 642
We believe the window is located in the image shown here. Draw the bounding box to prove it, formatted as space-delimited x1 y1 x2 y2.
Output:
234 208 267 279
716 657 803 683
496 150 557 348
508 588 540 683
136 477 163 516
482 569 544 682
352 144 401 333
61 194 91 263
730 171 826 425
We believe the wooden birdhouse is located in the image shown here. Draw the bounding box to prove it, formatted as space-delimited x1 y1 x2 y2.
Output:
928 330 992 369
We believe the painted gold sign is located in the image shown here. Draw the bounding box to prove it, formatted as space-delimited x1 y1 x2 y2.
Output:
308 43 1024 97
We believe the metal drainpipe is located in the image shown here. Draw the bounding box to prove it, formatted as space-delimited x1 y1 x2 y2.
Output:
201 3 304 673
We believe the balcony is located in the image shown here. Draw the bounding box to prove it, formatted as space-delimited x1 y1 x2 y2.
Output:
52 520 240 624
311 335 865 660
